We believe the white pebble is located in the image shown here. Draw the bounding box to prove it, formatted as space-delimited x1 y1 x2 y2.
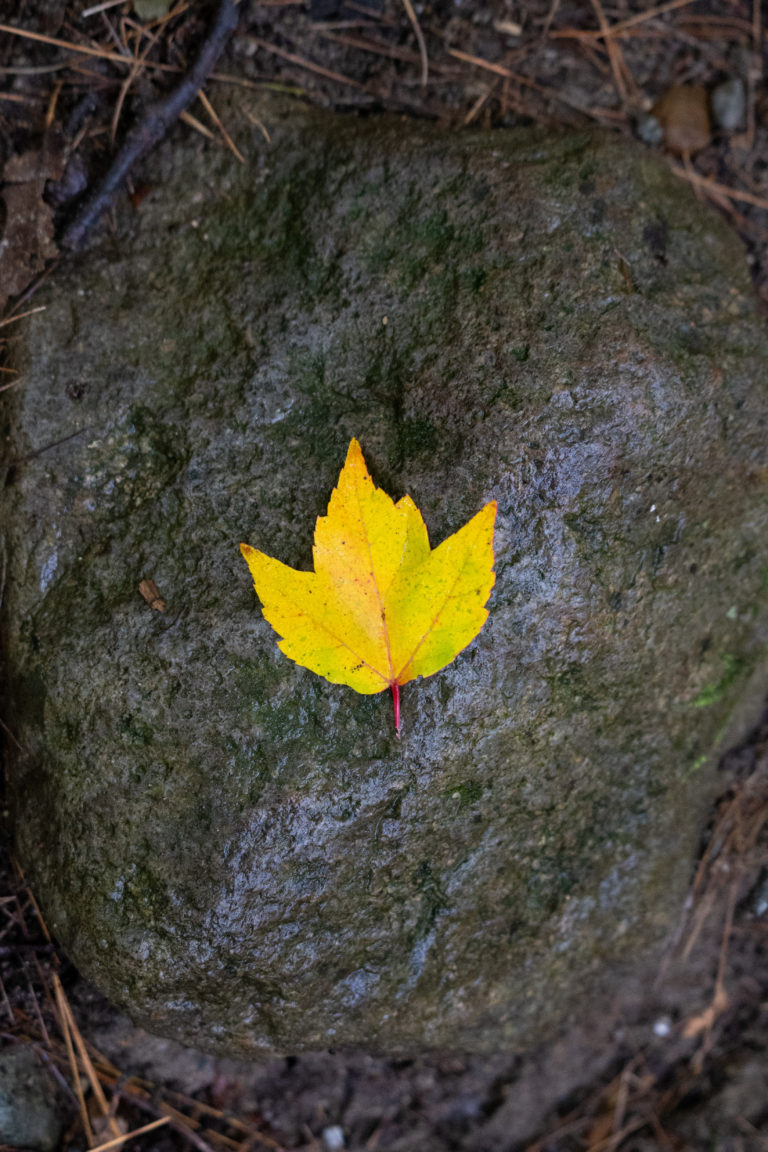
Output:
322 1126 345 1151
653 1016 672 1037
712 78 745 133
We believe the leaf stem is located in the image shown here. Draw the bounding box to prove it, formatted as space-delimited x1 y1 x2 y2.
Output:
392 682 401 739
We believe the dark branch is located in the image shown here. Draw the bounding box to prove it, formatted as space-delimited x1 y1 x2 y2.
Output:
60 0 241 252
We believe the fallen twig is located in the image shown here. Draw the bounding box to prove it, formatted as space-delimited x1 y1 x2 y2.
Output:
669 164 768 212
91 1117 170 1152
401 0 428 86
54 974 94 1146
60 0 241 250
0 306 47 329
197 88 245 163
550 0 697 40
245 36 365 90
447 48 624 122
588 0 634 105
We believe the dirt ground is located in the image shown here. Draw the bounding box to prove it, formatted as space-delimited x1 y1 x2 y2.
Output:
2 2 768 1149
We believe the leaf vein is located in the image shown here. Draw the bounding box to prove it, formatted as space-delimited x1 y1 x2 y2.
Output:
353 461 395 685
280 594 389 684
394 545 481 682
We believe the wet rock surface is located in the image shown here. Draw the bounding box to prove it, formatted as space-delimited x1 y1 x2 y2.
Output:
3 99 768 1056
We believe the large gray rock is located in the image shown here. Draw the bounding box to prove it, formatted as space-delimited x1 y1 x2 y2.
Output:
3 100 768 1056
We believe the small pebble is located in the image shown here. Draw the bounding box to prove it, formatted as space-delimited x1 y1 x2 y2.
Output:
322 1126 346 1151
750 870 768 917
711 78 746 132
493 17 523 36
652 85 711 155
636 114 664 146
653 1016 673 1038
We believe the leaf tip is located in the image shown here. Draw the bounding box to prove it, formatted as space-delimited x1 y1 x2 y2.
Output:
481 499 498 545
344 437 369 479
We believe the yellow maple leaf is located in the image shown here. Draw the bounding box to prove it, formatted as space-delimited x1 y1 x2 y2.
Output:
241 438 496 736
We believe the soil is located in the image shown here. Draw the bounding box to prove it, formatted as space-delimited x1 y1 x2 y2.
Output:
2 2 768 1149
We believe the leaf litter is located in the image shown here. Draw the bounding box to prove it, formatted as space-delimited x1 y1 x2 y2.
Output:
1 0 768 316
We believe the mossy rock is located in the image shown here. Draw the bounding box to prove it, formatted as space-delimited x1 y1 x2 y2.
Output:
3 99 768 1055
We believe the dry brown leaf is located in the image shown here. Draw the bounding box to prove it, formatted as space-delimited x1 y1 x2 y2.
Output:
139 578 166 611
652 85 711 156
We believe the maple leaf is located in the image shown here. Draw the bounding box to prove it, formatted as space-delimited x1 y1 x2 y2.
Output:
241 439 496 736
